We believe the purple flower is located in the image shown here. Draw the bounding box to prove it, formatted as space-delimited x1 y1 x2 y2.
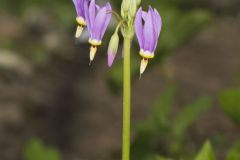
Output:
84 0 112 63
73 0 89 38
134 6 162 75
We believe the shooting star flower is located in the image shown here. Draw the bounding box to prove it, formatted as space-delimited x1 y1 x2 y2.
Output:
108 32 119 67
134 7 162 75
85 0 112 64
73 0 89 38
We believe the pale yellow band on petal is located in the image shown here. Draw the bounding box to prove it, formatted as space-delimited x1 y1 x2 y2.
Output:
139 49 154 59
89 39 102 46
76 16 86 26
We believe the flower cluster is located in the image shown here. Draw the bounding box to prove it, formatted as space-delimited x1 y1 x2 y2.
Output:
73 0 112 64
72 0 162 75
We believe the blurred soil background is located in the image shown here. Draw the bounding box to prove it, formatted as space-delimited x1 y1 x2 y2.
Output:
0 0 240 160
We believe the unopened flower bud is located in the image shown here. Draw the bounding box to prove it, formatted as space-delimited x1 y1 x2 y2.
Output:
122 0 131 12
136 0 141 6
121 0 131 18
108 32 119 67
129 0 137 19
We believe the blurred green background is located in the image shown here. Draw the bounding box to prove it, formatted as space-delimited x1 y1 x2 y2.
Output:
0 0 240 160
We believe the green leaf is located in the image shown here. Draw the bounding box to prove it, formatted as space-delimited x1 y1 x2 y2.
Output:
152 85 177 127
135 85 177 134
23 138 61 160
195 141 215 160
219 88 240 126
44 148 61 160
173 96 212 137
132 86 176 160
155 155 173 160
227 140 240 160
24 138 45 160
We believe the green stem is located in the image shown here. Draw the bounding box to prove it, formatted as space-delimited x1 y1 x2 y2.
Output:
122 36 131 160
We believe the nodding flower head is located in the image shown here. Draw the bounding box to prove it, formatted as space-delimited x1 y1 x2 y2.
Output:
73 0 89 38
84 0 112 63
134 6 162 75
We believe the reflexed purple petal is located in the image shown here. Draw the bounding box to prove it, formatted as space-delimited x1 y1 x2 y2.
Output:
79 0 85 17
143 8 155 52
108 51 116 67
134 7 144 49
89 0 96 28
84 1 111 42
96 4 100 11
149 7 157 51
92 3 111 40
84 0 91 31
92 6 107 40
149 7 156 35
153 9 162 50
100 3 112 39
73 0 88 17
154 9 162 37
153 10 161 36
142 11 147 21
149 8 157 50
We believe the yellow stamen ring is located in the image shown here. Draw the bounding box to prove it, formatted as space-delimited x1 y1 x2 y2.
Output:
88 39 102 46
88 39 102 63
139 49 154 59
76 16 86 26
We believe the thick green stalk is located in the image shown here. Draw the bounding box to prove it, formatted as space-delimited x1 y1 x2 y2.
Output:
122 36 131 160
